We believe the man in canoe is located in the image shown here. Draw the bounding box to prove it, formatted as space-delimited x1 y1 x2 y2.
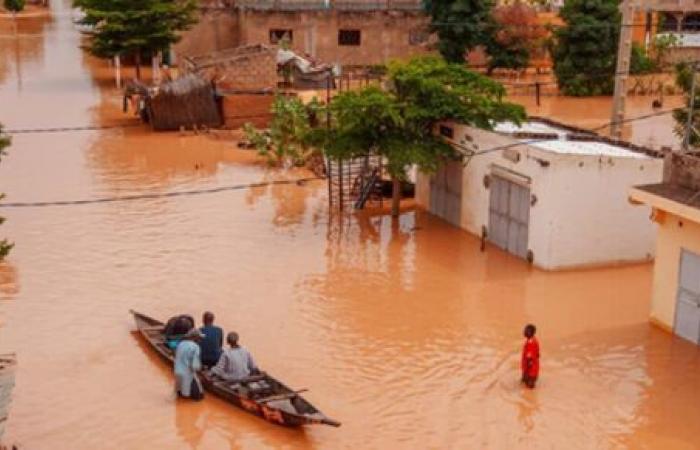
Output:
175 328 205 400
210 331 259 381
198 311 223 368
164 314 195 350
521 323 540 389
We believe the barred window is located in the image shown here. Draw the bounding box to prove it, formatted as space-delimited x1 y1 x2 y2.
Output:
338 29 361 46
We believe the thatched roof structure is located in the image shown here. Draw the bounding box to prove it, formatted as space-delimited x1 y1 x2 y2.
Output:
147 74 222 131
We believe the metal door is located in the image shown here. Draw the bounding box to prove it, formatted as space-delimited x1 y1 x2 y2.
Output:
489 175 530 259
429 161 462 228
675 249 700 344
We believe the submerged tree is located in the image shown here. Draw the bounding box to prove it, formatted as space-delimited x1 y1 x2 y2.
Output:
0 126 13 260
551 0 620 96
73 0 198 79
244 95 320 168
423 0 495 63
315 56 525 217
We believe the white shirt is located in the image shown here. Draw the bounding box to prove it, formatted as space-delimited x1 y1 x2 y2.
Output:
211 346 257 381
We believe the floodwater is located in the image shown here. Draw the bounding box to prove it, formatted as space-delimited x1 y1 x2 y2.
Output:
1 3 700 449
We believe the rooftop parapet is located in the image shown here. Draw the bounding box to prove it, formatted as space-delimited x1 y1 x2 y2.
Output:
233 0 423 11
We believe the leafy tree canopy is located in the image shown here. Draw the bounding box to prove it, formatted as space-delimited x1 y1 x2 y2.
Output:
244 95 321 167
3 0 25 13
423 0 495 63
552 0 620 96
486 2 546 74
73 0 198 60
315 56 525 211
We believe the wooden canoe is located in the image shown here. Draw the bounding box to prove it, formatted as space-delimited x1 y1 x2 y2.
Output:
130 310 340 428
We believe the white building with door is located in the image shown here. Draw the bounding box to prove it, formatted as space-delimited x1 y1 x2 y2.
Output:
630 152 700 344
415 119 665 270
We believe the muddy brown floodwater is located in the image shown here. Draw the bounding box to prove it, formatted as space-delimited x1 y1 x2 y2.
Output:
1 3 700 449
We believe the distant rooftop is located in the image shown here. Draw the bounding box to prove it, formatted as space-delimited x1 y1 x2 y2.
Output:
232 0 423 11
494 120 655 159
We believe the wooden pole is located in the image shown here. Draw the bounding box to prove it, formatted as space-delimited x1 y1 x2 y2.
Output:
115 55 122 89
610 0 635 140
684 63 697 152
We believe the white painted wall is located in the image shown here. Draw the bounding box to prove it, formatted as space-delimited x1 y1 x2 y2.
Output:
416 122 664 270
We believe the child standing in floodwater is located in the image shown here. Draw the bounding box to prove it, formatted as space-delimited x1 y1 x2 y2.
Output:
521 324 540 389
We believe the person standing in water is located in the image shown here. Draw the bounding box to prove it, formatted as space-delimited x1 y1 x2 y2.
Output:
174 328 205 400
198 311 223 368
521 324 540 389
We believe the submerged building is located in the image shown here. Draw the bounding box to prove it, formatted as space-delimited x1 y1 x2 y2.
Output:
415 119 665 270
630 152 700 344
176 0 431 68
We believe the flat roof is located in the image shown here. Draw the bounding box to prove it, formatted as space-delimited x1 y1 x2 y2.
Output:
630 183 700 224
494 120 652 159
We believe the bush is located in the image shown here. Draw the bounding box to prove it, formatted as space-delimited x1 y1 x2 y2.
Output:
630 43 656 75
3 0 25 12
243 95 320 167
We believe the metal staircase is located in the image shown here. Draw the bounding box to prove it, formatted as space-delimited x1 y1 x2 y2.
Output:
327 155 383 211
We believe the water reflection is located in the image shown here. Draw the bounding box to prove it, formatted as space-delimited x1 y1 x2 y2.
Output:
0 14 52 87
0 262 18 299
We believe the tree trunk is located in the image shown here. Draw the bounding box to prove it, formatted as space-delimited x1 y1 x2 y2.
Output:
134 50 141 80
391 176 401 218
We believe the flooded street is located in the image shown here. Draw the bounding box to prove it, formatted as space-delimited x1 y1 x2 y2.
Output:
1 3 700 449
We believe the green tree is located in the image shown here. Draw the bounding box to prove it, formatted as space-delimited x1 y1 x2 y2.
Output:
0 126 13 261
552 0 620 96
244 95 320 167
73 0 198 79
3 0 25 13
423 0 495 63
316 56 525 216
673 62 700 147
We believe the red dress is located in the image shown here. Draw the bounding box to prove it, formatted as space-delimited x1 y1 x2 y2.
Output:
521 337 540 378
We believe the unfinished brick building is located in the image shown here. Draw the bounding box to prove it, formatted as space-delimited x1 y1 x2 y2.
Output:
175 0 432 69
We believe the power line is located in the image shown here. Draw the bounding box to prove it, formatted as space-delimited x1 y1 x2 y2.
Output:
0 177 323 208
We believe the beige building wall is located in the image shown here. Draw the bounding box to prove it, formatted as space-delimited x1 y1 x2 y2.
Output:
417 123 663 270
648 212 700 331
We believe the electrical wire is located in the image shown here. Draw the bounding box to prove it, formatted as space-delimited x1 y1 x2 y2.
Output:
0 177 323 208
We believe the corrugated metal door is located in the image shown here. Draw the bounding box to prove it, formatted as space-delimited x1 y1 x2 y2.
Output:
675 249 700 344
489 175 530 259
429 161 462 227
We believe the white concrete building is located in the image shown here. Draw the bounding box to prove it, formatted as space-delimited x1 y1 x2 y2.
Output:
415 119 665 270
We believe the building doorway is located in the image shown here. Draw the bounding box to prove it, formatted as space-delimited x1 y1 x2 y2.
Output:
488 174 530 259
675 249 700 344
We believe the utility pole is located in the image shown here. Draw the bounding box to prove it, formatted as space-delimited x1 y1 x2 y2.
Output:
610 0 636 140
684 63 697 152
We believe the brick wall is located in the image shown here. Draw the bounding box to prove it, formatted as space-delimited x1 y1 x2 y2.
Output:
222 94 275 128
665 152 700 190
239 9 431 67
177 8 432 68
193 48 279 91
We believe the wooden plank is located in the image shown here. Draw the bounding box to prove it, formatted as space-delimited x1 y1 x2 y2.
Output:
257 389 308 404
